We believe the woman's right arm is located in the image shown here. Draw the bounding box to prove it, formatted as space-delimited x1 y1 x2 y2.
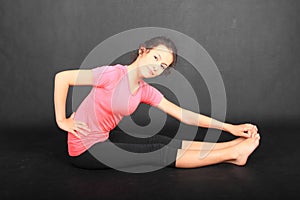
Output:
54 69 93 137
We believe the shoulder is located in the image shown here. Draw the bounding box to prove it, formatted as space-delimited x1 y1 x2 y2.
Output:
139 80 152 93
92 64 126 86
93 64 124 74
92 64 125 78
140 80 164 105
139 79 152 88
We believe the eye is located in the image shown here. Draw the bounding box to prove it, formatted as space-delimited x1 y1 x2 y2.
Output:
160 64 166 69
154 55 158 61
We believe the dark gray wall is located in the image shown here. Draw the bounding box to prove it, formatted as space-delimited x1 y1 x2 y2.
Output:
1 0 299 128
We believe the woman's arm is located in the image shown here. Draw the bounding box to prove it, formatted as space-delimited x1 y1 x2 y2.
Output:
156 97 257 138
54 69 92 137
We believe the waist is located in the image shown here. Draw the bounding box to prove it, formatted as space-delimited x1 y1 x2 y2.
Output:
67 131 109 156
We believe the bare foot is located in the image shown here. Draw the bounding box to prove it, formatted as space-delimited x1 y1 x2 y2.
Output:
229 133 260 166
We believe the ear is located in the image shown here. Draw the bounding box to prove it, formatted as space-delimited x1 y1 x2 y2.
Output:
139 46 150 55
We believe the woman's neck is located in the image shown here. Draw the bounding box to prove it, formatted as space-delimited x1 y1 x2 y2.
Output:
126 61 143 95
127 61 143 85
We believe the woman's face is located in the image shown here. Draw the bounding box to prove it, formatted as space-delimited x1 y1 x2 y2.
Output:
138 45 174 78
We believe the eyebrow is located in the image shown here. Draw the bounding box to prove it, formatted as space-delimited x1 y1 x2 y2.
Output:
158 54 168 67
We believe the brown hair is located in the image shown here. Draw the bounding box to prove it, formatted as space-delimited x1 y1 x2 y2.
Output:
134 36 177 75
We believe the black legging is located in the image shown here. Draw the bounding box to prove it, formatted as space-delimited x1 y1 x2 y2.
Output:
69 131 183 170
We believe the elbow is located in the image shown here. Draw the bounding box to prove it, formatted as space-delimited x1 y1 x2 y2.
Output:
55 71 65 79
54 73 59 83
54 71 68 87
54 71 62 81
54 71 68 83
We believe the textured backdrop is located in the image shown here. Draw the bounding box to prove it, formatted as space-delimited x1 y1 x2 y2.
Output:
1 0 299 129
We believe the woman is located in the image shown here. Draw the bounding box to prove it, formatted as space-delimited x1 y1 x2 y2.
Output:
54 36 260 169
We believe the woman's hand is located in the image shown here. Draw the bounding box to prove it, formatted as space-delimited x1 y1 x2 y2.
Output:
227 123 258 138
56 112 91 138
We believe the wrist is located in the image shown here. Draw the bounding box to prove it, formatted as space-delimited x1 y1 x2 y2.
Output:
223 123 233 132
56 118 66 124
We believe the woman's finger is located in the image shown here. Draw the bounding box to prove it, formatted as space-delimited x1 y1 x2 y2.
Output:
240 129 250 137
75 121 91 131
243 126 251 132
242 132 251 138
250 126 257 134
244 124 256 132
246 123 254 129
73 124 89 136
75 123 91 133
248 127 256 138
71 112 76 119
248 123 258 132
76 128 89 136
78 124 91 132
75 121 87 126
70 129 81 138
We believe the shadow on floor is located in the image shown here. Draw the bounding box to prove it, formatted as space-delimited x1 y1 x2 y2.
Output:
1 123 300 199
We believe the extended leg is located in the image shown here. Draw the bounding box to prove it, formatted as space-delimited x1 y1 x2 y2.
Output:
110 130 245 151
175 134 260 168
181 137 245 151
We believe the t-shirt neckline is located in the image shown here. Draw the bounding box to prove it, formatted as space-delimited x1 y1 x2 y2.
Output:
123 65 141 96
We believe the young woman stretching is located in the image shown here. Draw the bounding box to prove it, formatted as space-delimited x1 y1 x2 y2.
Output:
54 36 260 170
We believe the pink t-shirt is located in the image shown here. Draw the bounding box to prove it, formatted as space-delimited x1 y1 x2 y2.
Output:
68 64 164 156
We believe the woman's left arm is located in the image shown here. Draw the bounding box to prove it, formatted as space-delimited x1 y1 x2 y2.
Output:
156 97 258 138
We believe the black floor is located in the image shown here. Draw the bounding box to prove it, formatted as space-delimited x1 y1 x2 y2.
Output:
1 123 300 200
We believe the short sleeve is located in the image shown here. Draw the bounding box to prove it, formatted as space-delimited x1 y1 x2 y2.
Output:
92 66 116 87
141 83 164 106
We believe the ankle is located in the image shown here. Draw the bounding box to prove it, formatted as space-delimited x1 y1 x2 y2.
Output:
230 147 240 160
